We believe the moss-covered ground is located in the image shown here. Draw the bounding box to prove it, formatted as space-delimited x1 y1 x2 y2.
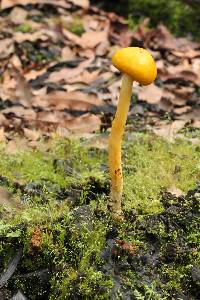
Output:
0 133 199 299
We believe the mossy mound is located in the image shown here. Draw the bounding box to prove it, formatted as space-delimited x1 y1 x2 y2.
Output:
0 133 199 299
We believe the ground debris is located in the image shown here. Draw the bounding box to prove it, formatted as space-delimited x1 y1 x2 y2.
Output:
0 1 199 143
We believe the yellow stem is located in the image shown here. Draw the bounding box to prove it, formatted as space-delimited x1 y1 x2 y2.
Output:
108 74 133 219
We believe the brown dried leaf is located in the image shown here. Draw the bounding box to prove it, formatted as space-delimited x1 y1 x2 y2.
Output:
36 111 71 123
171 49 200 59
177 106 200 122
157 97 173 112
62 113 101 133
167 185 185 197
34 112 101 135
13 29 59 43
174 106 191 115
86 135 108 149
30 227 42 250
159 62 200 84
0 113 9 127
145 24 199 51
0 127 6 142
0 187 20 210
81 30 108 49
115 240 137 255
23 128 41 141
62 29 82 45
67 70 100 84
47 59 92 83
6 139 29 154
191 120 200 129
152 120 187 142
11 66 34 107
2 106 36 119
47 90 103 111
0 39 14 59
61 46 76 61
95 40 110 56
139 84 163 104
8 7 28 24
71 0 89 8
24 67 48 81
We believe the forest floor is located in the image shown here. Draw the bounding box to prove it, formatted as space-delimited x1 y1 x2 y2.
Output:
0 1 200 299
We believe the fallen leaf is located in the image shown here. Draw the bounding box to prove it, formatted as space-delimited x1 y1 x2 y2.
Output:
62 28 82 45
0 127 6 141
0 39 14 59
86 134 108 149
115 239 137 255
24 67 48 81
95 40 110 56
8 7 28 24
61 46 77 61
191 120 200 128
81 30 108 49
10 66 34 107
13 29 59 43
70 0 89 9
157 97 173 112
30 227 42 250
152 120 187 142
36 111 71 123
174 106 191 115
177 107 200 121
6 139 29 154
2 107 36 119
10 55 22 70
171 49 200 59
23 128 41 141
167 185 185 197
47 90 103 111
67 70 100 84
47 59 92 83
139 84 163 104
145 24 199 51
62 113 101 133
0 187 19 209
0 114 9 127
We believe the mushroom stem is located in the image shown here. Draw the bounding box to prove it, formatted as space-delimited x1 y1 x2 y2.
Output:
108 74 133 219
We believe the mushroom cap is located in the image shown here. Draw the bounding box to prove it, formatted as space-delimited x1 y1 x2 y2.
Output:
112 47 157 85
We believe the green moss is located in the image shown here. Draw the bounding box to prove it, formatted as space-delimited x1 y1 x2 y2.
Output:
14 23 34 33
123 133 200 214
59 16 85 36
127 0 197 37
0 133 199 299
69 17 85 36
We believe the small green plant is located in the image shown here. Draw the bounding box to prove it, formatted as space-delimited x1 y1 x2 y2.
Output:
14 23 34 33
69 17 85 36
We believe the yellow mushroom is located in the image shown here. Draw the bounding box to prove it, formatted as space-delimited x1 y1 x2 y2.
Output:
108 47 157 220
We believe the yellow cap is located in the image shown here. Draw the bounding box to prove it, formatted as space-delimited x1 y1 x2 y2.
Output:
112 47 157 86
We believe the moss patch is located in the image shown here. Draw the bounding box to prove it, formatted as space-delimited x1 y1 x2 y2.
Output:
0 133 199 299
